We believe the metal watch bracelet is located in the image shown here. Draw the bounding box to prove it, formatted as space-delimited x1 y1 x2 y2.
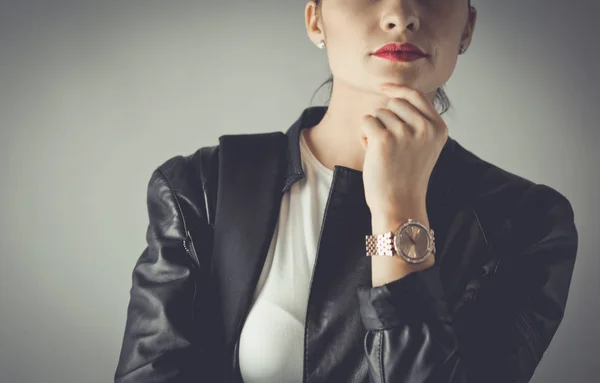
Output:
365 219 435 264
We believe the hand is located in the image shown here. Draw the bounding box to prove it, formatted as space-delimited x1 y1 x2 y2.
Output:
360 84 449 229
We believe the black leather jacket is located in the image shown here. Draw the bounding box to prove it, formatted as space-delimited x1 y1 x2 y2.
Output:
115 106 578 383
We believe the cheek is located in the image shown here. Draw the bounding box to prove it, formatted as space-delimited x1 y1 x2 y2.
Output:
325 18 371 72
427 2 467 44
323 0 373 49
435 53 459 82
427 17 464 70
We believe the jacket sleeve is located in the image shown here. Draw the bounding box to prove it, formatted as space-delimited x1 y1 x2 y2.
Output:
356 184 579 383
114 165 216 382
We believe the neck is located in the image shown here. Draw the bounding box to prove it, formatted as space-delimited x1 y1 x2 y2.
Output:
304 80 437 172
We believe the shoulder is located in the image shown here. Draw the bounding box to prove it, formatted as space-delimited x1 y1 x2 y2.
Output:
150 144 220 200
149 128 285 199
144 144 220 228
450 139 576 246
155 144 219 183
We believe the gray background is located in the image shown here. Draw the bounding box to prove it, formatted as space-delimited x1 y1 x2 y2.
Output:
0 0 598 382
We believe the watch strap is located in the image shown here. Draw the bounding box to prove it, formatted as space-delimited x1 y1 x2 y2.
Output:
365 219 436 262
365 231 395 257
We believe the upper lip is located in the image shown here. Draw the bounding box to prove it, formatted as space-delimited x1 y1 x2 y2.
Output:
373 42 426 56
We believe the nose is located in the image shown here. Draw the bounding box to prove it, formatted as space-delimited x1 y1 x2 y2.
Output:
381 1 420 32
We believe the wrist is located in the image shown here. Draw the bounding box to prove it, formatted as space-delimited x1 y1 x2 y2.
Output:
371 213 429 234
367 213 436 286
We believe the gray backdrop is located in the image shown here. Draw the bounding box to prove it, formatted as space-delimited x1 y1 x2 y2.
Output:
0 0 598 382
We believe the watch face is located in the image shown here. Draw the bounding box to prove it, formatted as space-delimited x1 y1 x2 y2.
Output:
395 223 430 260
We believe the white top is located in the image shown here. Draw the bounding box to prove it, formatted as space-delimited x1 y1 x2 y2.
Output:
238 129 334 383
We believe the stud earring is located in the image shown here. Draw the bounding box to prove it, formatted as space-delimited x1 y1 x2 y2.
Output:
317 40 325 49
459 43 467 55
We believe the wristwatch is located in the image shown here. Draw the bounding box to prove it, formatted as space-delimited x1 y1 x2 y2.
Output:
365 218 436 264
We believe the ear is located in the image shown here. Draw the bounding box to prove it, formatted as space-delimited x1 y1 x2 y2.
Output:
461 6 477 49
305 1 324 46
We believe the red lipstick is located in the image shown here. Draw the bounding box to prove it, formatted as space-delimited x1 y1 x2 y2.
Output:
373 42 427 62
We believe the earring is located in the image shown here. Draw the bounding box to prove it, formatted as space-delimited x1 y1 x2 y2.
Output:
459 43 467 55
317 40 325 49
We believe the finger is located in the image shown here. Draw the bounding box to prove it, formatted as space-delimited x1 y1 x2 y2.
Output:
379 85 439 124
360 114 389 145
372 108 414 138
380 99 426 136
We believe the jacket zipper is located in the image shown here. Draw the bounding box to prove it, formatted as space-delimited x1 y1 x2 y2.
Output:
301 167 339 383
182 231 202 326
183 231 201 269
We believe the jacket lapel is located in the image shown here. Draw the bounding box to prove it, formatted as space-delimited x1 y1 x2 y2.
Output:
210 132 288 355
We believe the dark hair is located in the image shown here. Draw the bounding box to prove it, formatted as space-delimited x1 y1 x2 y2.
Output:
309 0 472 116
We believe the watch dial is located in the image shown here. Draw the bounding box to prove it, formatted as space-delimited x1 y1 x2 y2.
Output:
397 225 429 259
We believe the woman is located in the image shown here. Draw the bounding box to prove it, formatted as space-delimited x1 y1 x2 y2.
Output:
115 0 579 382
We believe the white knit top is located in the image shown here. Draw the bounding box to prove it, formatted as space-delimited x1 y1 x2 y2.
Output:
238 129 334 382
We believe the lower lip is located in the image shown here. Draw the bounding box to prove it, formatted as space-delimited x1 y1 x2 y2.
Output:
373 51 425 62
